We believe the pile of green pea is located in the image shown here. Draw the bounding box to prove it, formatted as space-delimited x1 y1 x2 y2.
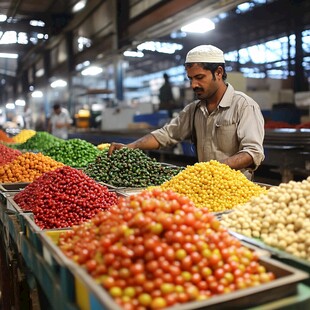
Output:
14 131 64 152
84 148 183 188
44 138 100 168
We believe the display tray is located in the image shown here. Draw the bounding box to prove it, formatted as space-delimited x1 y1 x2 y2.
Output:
98 182 119 190
6 196 33 213
61 253 308 310
229 230 310 281
0 182 30 192
116 187 146 196
39 229 73 270
255 181 273 189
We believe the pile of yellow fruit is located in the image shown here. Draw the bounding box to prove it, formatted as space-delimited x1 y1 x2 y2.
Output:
159 160 266 212
13 129 36 143
97 143 110 151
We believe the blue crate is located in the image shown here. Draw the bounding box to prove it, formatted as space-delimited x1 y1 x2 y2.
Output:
181 141 196 157
133 111 170 127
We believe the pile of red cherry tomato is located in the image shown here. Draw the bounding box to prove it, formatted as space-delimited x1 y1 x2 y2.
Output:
0 143 22 166
59 188 275 310
14 166 118 229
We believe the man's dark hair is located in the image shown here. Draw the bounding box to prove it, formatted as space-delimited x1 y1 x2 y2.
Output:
53 103 61 110
184 62 227 80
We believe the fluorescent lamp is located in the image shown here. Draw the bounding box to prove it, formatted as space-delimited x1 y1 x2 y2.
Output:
0 15 7 22
15 99 26 106
81 66 103 76
73 0 86 13
137 41 183 54
29 20 45 27
181 18 215 33
123 51 144 58
51 79 67 88
0 53 18 59
35 68 44 77
31 91 43 98
6 103 15 109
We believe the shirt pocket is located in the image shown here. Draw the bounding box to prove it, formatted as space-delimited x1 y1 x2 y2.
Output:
215 123 238 154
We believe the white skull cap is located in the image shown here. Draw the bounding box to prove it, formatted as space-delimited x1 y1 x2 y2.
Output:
185 45 225 63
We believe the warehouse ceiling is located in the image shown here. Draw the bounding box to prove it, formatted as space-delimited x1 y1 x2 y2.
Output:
123 0 310 78
0 0 75 83
0 0 310 87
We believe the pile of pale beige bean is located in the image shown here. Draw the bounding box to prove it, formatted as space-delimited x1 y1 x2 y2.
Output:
221 177 310 261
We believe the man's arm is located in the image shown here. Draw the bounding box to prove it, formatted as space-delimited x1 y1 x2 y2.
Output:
221 152 254 170
108 134 160 155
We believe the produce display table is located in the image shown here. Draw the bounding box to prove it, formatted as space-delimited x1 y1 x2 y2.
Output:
0 135 309 310
68 128 310 182
0 189 309 310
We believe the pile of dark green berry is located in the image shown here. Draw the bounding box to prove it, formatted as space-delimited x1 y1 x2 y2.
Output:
84 148 184 188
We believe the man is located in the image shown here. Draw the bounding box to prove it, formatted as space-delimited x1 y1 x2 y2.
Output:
109 45 265 179
48 103 72 139
158 73 175 117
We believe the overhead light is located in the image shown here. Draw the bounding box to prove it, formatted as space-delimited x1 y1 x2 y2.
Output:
181 18 215 33
73 0 87 13
6 103 15 110
81 66 103 76
31 91 43 98
36 68 44 77
51 79 67 88
123 51 144 58
15 99 26 106
0 53 18 59
29 20 45 27
0 15 7 22
137 41 183 54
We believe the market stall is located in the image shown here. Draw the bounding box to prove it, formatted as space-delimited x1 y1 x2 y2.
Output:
0 130 309 310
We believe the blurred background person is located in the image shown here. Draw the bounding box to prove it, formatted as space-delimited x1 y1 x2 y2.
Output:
158 73 176 117
23 104 34 129
47 102 73 139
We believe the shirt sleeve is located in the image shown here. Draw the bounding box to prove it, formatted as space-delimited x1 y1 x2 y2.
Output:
63 110 73 124
151 102 196 148
236 99 265 170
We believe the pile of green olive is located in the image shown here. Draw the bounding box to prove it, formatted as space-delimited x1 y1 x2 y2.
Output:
84 148 183 188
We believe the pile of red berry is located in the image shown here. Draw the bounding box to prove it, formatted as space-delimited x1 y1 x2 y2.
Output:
0 143 22 166
14 166 118 229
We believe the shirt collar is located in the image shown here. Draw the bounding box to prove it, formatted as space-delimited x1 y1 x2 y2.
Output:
197 83 234 113
218 83 234 108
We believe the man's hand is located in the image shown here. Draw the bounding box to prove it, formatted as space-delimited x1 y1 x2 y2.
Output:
55 122 65 129
108 142 128 156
